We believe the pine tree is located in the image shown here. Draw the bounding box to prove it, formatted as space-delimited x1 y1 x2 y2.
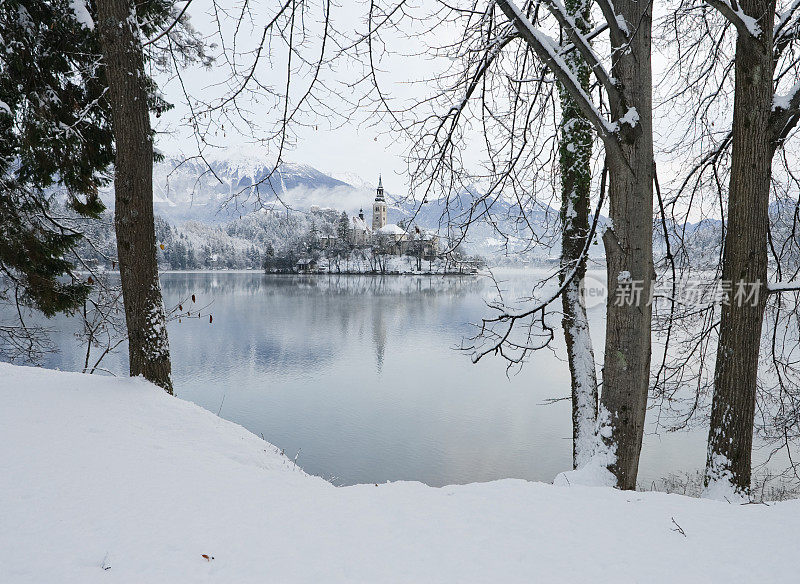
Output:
0 1 114 356
308 220 320 252
337 211 350 242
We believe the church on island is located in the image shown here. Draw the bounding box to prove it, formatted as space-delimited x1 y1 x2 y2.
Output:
291 176 482 274
326 176 440 258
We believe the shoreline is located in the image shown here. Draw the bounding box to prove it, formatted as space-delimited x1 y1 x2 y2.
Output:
264 270 482 277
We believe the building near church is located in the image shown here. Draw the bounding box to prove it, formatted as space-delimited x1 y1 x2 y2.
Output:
351 209 371 246
277 176 480 273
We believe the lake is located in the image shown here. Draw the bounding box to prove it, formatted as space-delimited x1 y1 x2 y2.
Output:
17 269 759 487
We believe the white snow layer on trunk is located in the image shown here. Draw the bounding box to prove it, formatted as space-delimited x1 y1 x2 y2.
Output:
703 452 749 503
564 279 598 468
554 404 617 487
145 282 170 360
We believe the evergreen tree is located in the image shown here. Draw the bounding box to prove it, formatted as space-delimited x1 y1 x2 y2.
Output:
186 246 196 269
307 220 320 252
0 1 114 357
337 211 350 243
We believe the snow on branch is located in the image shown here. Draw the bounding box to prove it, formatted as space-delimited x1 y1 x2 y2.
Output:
494 0 627 163
774 1 800 60
68 0 95 30
594 0 630 43
774 79 800 111
540 0 620 106
705 0 763 38
768 280 800 292
771 78 800 145
775 0 800 38
559 23 609 57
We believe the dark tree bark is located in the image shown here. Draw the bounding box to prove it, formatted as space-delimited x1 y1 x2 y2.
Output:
597 0 655 490
496 0 655 489
704 0 776 494
97 0 173 393
557 0 598 469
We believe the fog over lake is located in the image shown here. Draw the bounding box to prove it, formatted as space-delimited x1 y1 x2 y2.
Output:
27 269 779 487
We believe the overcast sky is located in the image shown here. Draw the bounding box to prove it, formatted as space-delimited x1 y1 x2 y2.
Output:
151 1 706 216
153 0 437 194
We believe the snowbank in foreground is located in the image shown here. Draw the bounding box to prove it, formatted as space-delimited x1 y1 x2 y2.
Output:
1 363 797 583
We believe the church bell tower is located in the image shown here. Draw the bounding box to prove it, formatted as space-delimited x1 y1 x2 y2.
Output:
372 175 387 231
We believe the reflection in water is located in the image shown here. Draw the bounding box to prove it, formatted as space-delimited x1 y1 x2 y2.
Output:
4 270 743 487
372 302 386 372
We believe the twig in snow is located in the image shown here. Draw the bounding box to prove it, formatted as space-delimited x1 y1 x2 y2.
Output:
670 517 687 537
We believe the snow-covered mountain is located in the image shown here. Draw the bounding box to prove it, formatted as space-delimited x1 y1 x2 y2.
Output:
94 153 586 261
117 156 357 222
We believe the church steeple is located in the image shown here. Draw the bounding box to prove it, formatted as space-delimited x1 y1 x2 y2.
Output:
375 175 385 202
372 174 387 230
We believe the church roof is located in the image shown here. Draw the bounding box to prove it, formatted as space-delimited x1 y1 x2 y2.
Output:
352 215 370 232
377 224 406 236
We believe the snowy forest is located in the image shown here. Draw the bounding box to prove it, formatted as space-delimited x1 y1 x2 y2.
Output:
72 205 481 272
2 0 800 581
74 206 340 271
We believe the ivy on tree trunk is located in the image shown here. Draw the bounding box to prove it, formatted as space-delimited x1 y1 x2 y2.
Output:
557 0 599 469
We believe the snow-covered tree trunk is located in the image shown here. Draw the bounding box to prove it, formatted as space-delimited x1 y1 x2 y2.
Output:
597 0 655 490
495 0 655 488
97 0 173 393
557 0 598 469
704 0 776 496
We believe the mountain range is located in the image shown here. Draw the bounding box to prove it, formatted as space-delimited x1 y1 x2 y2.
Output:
78 152 793 268
84 152 744 265
95 154 573 261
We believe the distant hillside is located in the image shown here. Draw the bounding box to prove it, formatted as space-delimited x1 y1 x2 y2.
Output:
93 154 575 262
60 152 775 266
67 152 798 271
109 156 357 222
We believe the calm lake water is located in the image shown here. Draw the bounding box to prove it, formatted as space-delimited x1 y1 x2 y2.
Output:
22 270 741 487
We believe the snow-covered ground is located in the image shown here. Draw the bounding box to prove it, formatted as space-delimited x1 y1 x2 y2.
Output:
2 363 798 583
